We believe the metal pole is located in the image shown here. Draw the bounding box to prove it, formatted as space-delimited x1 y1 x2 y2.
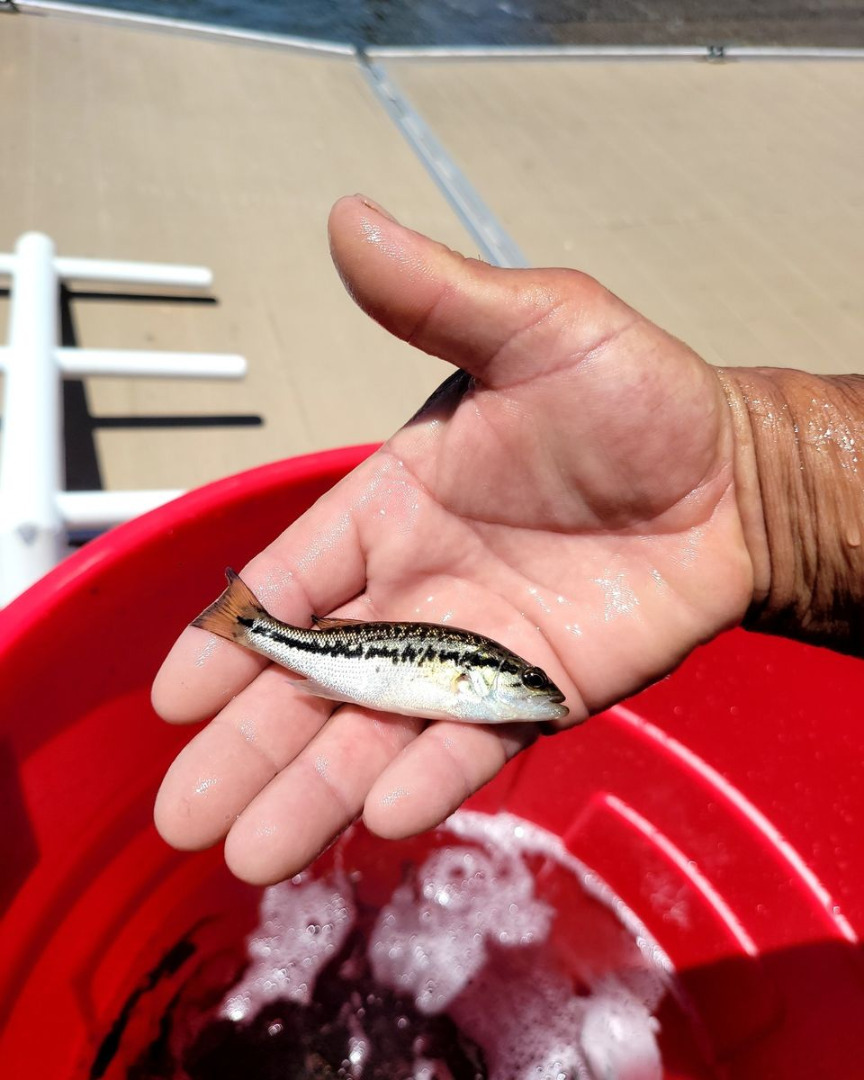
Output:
57 490 183 530
55 347 246 379
360 58 527 269
0 233 65 604
0 254 213 287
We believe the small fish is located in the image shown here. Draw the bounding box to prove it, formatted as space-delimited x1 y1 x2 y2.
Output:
193 568 568 724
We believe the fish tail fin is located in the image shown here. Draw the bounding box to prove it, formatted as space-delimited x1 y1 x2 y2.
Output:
192 567 267 642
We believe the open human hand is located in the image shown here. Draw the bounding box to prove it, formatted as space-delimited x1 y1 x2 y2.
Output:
152 194 758 885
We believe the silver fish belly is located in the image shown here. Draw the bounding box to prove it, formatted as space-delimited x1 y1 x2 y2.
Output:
192 569 569 724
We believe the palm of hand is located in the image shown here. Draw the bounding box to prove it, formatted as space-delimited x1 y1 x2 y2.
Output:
152 197 754 885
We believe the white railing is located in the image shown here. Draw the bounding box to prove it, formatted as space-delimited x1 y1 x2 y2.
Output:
0 232 247 604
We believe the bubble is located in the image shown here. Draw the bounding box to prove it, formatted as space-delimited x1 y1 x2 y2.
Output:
369 844 552 1015
218 876 355 1020
440 813 668 1080
580 990 662 1080
207 812 669 1079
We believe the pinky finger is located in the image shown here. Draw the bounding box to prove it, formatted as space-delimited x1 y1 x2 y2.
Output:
363 721 536 840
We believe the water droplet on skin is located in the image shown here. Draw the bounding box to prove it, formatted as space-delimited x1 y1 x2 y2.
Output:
194 637 219 667
237 717 256 743
650 568 666 590
381 787 409 807
256 566 296 604
361 219 384 245
527 586 551 614
194 776 218 796
592 573 640 622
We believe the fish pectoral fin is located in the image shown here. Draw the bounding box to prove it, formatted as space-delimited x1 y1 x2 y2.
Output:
453 668 491 699
311 614 365 630
290 674 348 705
453 672 472 696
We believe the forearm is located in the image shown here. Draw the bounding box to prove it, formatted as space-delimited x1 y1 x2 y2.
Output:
718 366 864 654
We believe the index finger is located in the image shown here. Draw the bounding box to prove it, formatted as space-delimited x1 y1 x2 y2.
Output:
151 460 376 723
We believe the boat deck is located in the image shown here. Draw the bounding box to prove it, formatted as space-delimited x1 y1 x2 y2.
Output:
2 4 862 493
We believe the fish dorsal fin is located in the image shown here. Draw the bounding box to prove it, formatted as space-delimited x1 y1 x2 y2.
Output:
311 613 365 630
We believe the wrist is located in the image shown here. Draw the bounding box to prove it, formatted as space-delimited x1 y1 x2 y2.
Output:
717 366 864 653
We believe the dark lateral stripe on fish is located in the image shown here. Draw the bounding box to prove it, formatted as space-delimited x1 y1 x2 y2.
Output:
247 620 524 674
248 624 439 665
248 623 354 654
248 623 404 663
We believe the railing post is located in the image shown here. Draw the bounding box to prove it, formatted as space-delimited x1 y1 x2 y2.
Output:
0 233 248 604
0 233 64 605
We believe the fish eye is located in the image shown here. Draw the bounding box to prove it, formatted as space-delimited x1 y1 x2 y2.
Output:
521 667 549 691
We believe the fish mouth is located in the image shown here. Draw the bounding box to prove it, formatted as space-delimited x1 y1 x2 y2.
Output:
548 689 566 705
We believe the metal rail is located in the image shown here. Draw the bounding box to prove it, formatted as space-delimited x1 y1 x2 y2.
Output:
17 5 864 60
367 43 864 60
0 232 246 604
17 1 355 55
360 57 527 269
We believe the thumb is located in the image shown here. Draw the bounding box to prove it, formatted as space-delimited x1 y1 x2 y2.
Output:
328 195 633 389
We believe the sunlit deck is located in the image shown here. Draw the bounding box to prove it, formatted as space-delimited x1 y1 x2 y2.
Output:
2 4 862 495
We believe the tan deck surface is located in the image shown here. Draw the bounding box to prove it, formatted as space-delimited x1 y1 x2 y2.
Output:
388 57 864 373
2 9 863 497
0 12 467 490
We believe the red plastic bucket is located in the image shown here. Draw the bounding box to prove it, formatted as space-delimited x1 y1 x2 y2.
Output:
1 444 863 1078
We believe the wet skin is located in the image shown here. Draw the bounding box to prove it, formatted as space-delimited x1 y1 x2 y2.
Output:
152 194 757 886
